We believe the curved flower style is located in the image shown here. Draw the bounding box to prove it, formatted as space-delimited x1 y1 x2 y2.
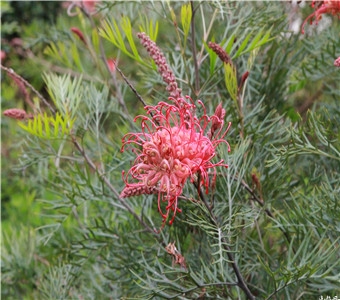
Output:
301 0 340 33
120 96 231 225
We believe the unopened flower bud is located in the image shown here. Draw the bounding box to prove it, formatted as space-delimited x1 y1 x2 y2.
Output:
71 27 87 45
3 108 29 120
107 58 116 73
238 71 249 92
208 42 231 65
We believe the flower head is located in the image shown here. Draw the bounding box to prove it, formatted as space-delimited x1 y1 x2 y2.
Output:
120 96 231 226
301 0 340 34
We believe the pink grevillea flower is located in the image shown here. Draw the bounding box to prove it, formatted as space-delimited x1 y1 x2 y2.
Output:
82 0 98 14
120 96 231 226
334 56 340 67
301 0 340 33
66 0 99 16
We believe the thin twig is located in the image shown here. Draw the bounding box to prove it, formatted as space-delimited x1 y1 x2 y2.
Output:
194 181 256 300
71 136 158 237
113 63 148 108
1 64 55 113
79 8 132 116
240 178 292 244
190 1 200 95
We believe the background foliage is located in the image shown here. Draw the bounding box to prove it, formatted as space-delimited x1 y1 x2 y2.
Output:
1 1 339 299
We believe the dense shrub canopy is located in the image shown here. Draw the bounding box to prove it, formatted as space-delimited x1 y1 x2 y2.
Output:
1 1 339 299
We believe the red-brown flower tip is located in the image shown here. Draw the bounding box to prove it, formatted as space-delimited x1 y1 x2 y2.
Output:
238 71 249 92
71 27 87 45
208 41 231 65
301 0 340 34
334 56 340 67
165 242 187 269
106 58 116 73
3 108 29 120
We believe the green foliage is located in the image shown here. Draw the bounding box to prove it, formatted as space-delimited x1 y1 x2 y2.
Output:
99 16 154 66
18 113 75 139
1 1 340 299
181 3 192 41
224 62 238 102
43 73 83 119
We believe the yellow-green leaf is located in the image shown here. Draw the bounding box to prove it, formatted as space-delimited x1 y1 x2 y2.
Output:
181 3 192 39
224 63 238 102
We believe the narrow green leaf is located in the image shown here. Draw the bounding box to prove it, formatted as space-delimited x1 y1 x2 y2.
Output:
151 19 159 41
246 29 264 53
234 31 253 58
121 16 140 60
54 114 60 137
91 28 100 53
44 113 51 138
181 3 192 39
204 41 217 76
225 34 235 55
138 15 158 42
71 43 83 72
37 114 43 137
224 63 238 101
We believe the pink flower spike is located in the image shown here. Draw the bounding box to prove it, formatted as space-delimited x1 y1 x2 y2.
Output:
120 96 231 226
137 32 183 102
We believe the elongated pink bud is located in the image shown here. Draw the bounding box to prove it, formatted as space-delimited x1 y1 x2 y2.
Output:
3 108 29 120
238 71 249 91
107 58 116 73
71 27 87 45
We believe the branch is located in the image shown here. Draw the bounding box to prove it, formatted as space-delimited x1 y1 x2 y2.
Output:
240 178 292 245
194 181 256 300
71 136 159 238
82 9 131 114
190 1 200 94
1 64 55 114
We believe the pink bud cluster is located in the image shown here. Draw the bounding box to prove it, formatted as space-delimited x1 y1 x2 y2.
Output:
120 96 231 226
3 108 32 120
137 32 182 101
